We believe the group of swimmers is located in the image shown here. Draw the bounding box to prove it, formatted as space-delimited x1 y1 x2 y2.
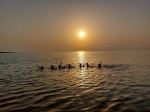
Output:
36 61 102 70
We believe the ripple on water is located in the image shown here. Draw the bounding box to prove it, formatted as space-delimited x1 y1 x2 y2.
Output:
0 52 150 112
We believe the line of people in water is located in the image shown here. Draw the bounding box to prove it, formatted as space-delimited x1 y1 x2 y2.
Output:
37 61 102 70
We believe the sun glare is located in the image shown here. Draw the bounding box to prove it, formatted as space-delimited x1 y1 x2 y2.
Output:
79 32 85 38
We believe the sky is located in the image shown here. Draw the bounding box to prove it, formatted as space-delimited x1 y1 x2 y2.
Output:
0 0 150 52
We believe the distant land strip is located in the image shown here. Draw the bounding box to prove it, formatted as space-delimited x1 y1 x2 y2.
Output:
0 52 17 53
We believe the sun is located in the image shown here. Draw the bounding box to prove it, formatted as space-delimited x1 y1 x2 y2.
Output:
79 32 85 38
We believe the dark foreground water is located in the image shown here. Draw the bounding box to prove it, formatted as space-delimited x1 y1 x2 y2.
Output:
0 51 150 112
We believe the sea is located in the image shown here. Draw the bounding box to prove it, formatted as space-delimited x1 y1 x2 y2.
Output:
0 51 150 112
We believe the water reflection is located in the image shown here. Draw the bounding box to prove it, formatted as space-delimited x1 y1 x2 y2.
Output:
76 51 89 86
1 52 150 112
78 51 85 63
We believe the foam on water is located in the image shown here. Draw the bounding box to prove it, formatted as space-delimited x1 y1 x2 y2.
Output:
0 51 150 112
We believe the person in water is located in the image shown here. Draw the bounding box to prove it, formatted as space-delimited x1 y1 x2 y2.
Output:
58 64 66 69
50 65 57 70
67 64 71 69
58 65 61 69
67 64 75 69
79 63 85 68
86 63 89 68
36 64 44 70
98 61 102 68
86 63 94 68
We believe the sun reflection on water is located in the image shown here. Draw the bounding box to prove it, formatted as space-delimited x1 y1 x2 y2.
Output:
76 51 90 86
78 51 85 63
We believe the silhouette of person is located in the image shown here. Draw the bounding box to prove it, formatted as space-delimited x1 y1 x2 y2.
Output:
36 64 44 70
79 63 82 68
41 66 44 69
86 63 89 68
79 63 85 68
58 65 61 69
68 64 71 68
68 64 74 69
51 65 57 70
98 61 102 68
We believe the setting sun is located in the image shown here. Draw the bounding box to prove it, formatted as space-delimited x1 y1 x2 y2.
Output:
79 32 85 38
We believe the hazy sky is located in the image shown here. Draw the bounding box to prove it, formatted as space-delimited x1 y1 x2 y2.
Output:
0 0 150 51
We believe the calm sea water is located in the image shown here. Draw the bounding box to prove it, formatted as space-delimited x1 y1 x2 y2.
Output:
0 51 150 112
